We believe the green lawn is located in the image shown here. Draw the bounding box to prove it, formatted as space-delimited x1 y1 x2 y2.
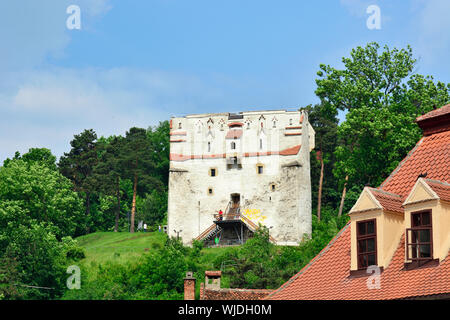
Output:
75 231 167 266
73 231 237 295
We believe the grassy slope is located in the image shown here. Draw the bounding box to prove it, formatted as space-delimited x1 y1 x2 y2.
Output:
72 231 236 298
76 231 167 266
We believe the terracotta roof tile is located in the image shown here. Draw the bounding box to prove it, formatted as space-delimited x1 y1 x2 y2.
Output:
225 129 243 139
380 130 450 198
369 188 404 213
424 179 450 202
268 103 450 300
201 284 274 300
416 104 450 122
268 224 450 300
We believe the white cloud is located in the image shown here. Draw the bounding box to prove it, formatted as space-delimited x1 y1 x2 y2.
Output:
0 0 112 71
0 67 233 162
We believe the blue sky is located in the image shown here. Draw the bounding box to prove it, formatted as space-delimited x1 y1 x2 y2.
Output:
1 0 450 162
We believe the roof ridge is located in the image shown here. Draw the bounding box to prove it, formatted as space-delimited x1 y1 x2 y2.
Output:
369 187 402 198
423 178 450 187
266 222 350 299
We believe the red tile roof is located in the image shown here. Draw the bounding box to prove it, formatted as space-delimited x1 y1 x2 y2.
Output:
379 130 450 199
225 129 243 139
268 104 450 300
267 224 450 300
205 271 222 277
368 188 404 213
425 179 450 202
416 104 450 122
200 283 274 300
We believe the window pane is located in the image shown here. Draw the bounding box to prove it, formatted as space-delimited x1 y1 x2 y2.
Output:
419 245 431 258
412 214 421 227
368 254 376 266
367 221 375 234
422 213 431 226
419 229 430 242
358 240 366 253
359 255 367 268
367 238 375 252
358 222 366 236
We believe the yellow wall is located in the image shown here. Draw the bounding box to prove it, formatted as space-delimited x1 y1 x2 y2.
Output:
350 210 404 270
404 200 450 262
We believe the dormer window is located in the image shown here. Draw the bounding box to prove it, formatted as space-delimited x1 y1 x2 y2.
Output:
357 219 377 270
407 210 433 262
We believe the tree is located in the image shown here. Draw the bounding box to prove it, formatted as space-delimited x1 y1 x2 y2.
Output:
93 136 124 232
3 148 57 170
0 159 85 299
120 128 161 233
0 159 85 238
305 104 338 220
315 42 450 208
59 129 99 232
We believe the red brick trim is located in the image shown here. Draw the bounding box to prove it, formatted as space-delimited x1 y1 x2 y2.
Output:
170 145 301 161
284 132 302 136
170 131 187 136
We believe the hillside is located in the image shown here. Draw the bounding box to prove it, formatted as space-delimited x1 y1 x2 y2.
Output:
67 231 238 299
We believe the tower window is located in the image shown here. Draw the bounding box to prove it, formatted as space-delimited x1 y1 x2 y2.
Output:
257 165 264 174
270 183 276 191
356 219 377 270
178 122 182 129
259 138 263 150
231 141 236 150
207 188 213 195
209 168 217 177
208 142 211 152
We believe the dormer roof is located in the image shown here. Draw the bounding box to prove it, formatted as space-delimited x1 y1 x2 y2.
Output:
268 104 450 300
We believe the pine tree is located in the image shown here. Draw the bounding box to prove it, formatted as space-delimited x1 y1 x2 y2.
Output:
58 129 98 232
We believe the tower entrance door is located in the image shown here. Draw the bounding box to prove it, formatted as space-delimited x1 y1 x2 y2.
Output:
230 193 240 209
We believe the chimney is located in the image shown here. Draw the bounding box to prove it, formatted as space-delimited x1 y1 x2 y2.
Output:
184 271 196 300
205 271 221 290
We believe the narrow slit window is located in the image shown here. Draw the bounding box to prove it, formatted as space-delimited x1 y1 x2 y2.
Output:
257 165 263 174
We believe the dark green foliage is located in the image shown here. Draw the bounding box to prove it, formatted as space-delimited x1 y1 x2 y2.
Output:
316 42 450 189
63 236 193 300
59 129 99 232
0 160 86 238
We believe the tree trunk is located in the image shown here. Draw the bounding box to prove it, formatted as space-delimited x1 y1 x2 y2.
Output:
338 175 349 217
86 192 91 233
115 177 120 232
317 154 324 221
130 173 138 233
